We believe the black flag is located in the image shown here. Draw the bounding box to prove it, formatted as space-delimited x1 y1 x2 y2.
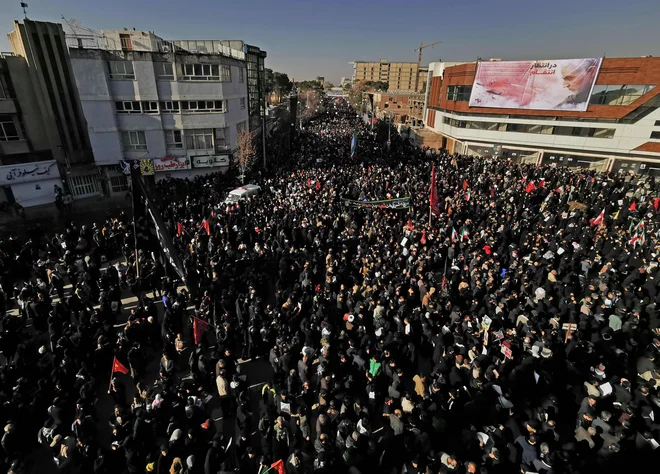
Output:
130 165 187 285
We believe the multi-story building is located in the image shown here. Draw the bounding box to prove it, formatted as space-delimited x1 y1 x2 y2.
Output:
2 20 101 206
369 91 425 127
351 59 428 93
66 27 265 192
423 58 660 173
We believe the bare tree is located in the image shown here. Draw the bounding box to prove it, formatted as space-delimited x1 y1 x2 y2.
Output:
235 129 256 184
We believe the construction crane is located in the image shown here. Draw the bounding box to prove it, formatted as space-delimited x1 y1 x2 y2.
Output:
413 40 442 91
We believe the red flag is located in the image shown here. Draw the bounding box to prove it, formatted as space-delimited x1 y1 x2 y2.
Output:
421 229 427 245
307 178 311 188
407 219 414 231
629 201 637 211
539 179 545 188
111 357 129 375
590 209 605 227
193 316 209 345
525 182 536 194
177 222 184 236
484 245 492 255
270 459 286 474
202 220 210 236
315 181 321 191
462 179 468 191
490 188 496 199
430 165 440 216
654 197 660 211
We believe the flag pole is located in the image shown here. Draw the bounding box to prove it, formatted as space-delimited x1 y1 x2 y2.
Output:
131 168 140 279
108 359 115 394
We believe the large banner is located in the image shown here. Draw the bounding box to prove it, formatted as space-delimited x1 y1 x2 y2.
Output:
469 58 602 111
341 197 411 210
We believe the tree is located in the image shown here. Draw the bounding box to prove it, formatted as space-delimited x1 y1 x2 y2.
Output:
297 80 323 92
273 72 293 102
264 68 275 96
235 129 256 184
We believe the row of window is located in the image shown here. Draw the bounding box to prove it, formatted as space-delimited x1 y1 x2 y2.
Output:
589 85 655 106
107 61 244 83
442 116 616 139
120 124 245 152
115 99 244 114
446 85 473 102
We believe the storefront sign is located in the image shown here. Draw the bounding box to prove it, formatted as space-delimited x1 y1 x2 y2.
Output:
0 161 59 186
153 156 190 172
192 155 230 168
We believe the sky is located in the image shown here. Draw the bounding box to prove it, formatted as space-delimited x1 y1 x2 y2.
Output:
1 0 659 84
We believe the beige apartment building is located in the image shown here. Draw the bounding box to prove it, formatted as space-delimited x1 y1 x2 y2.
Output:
351 59 427 92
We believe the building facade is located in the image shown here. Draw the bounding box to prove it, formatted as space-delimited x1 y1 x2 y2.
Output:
423 58 660 173
3 20 101 205
67 29 256 191
370 91 425 127
352 59 428 93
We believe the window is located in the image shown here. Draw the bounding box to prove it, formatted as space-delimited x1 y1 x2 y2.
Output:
121 131 147 151
119 34 132 51
446 85 472 102
589 84 655 106
116 101 141 114
240 97 246 109
185 129 213 150
652 131 660 139
160 101 180 112
222 65 232 82
155 62 174 80
215 128 228 151
141 101 159 114
239 68 244 83
0 115 20 141
655 120 660 127
107 61 135 80
164 130 183 148
180 100 225 112
110 175 129 193
180 63 220 80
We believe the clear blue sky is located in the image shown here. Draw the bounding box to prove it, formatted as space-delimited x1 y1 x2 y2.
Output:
1 0 659 84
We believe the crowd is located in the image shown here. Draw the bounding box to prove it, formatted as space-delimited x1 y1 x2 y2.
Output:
1 97 660 474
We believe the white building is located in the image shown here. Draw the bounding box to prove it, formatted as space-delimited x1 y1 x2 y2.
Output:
423 59 660 173
68 29 251 192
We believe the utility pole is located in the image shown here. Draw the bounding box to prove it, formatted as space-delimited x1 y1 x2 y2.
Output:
413 40 442 92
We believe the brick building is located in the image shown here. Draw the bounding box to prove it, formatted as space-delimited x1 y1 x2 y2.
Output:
371 91 425 126
352 59 428 93
423 57 660 173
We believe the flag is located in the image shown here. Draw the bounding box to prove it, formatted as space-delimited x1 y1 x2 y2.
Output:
654 197 660 211
177 222 184 236
451 227 458 242
307 178 311 188
613 210 620 221
421 229 427 245
407 219 414 231
460 228 469 240
629 201 637 211
465 192 471 201
315 181 321 191
131 167 187 283
112 357 129 375
484 245 492 255
193 316 209 344
430 165 440 216
590 209 604 227
525 181 536 194
350 129 358 157
202 220 211 236
539 179 545 188
556 186 564 194
270 459 286 474
629 233 640 246
462 179 468 191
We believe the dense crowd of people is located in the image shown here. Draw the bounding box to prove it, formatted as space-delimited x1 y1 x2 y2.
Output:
1 97 660 474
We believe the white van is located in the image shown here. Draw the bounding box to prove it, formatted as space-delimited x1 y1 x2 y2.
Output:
224 184 261 203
